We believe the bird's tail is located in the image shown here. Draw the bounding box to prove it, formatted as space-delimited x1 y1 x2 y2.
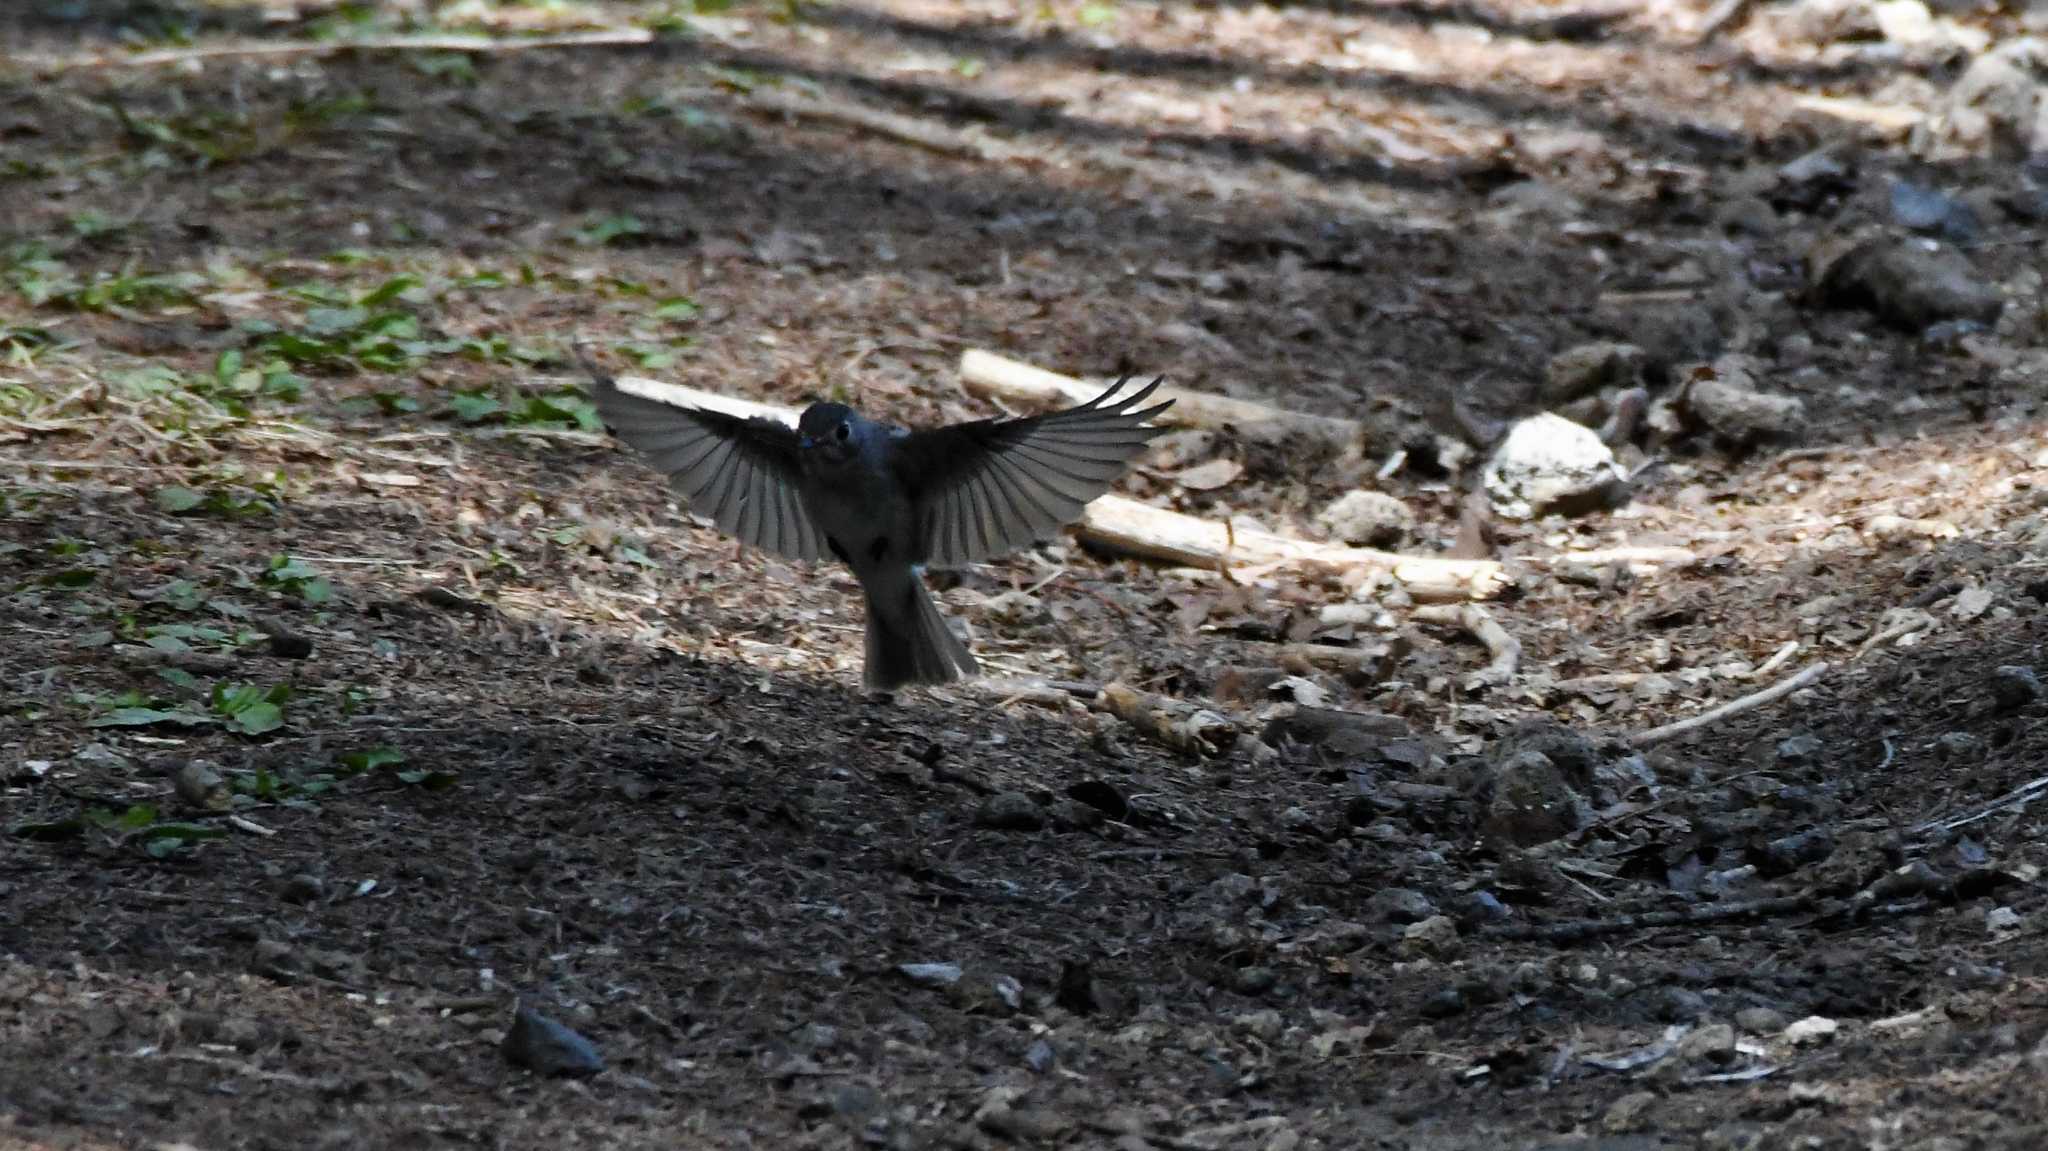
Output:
862 569 978 692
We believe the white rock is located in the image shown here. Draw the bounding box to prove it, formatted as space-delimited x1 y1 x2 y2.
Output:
1987 905 2022 934
1785 1015 1840 1045
1481 413 1627 519
1316 489 1416 547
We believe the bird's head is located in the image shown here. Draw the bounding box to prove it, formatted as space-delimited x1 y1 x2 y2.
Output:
797 402 861 467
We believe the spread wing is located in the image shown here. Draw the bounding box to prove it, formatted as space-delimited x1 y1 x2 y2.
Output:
580 352 830 564
890 375 1173 567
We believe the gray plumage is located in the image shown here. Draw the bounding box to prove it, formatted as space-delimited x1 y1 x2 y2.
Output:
577 351 1173 692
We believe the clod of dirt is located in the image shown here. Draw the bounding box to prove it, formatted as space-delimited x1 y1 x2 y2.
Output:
1055 960 1100 1015
171 760 231 812
1481 414 1629 520
1481 750 1582 847
1809 230 2004 331
1400 915 1463 959
1774 145 1856 212
1990 665 2042 712
1542 342 1646 406
1735 1006 1789 1035
1684 358 1806 446
1418 986 1467 1018
1366 888 1438 924
1776 734 1826 765
265 629 314 659
279 873 326 904
976 791 1046 831
1315 489 1415 547
1603 1090 1661 1134
502 1002 604 1078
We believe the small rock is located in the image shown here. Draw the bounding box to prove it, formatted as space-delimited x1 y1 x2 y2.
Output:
1810 231 2004 331
980 1104 1076 1143
1657 987 1710 1023
1681 1022 1738 1065
976 791 1046 831
1233 966 1278 995
1418 986 1467 1018
1543 342 1646 405
1785 1015 1840 1046
992 973 1025 1011
897 962 964 988
1455 890 1512 923
280 873 325 904
502 1002 604 1078
1023 1037 1057 1073
832 1083 882 1118
794 1022 839 1050
1483 750 1582 847
1316 490 1416 548
1233 1009 1285 1040
1367 888 1438 925
1735 1006 1789 1034
171 760 232 812
1987 906 2022 934
1686 357 1805 445
1991 665 2042 713
1603 1090 1660 1134
1776 734 1825 765
1890 178 1980 242
1400 915 1463 959
1482 413 1628 519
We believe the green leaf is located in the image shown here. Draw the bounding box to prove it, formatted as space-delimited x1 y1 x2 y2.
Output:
76 630 114 649
44 568 96 588
116 803 159 830
227 701 283 735
154 485 206 514
358 274 421 307
653 296 700 321
395 768 457 790
339 746 404 773
448 390 503 423
214 347 243 384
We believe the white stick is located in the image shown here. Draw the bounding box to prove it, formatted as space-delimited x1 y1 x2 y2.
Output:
958 349 1363 447
14 29 656 72
1630 662 1830 748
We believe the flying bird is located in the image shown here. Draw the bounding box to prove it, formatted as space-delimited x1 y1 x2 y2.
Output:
577 350 1173 693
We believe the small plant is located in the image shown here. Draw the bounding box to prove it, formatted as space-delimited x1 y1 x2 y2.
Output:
260 555 331 603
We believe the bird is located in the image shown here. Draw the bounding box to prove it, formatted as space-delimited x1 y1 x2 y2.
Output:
575 349 1174 693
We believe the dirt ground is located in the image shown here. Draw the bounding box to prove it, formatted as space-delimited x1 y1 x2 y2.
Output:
7 0 2048 1148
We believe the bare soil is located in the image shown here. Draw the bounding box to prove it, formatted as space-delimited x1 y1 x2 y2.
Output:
6 1 2048 1148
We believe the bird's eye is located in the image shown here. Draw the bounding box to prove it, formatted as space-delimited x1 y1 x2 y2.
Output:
834 423 850 442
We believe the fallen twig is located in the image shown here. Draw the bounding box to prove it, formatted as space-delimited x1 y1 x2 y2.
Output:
14 28 656 72
1411 603 1520 686
959 349 1362 448
749 91 1023 162
1629 661 1829 748
1480 893 1819 943
584 370 1510 600
1912 774 2048 840
1093 682 1238 757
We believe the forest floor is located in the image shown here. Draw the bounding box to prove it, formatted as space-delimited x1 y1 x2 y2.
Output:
6 0 2048 1148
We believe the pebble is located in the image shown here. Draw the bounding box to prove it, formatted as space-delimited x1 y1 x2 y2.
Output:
1734 1006 1788 1035
976 791 1046 831
1987 906 2022 934
1681 1021 1738 1065
501 1002 604 1078
1785 1015 1840 1046
1991 666 2042 713
1400 916 1463 959
1366 888 1438 925
1315 490 1416 548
